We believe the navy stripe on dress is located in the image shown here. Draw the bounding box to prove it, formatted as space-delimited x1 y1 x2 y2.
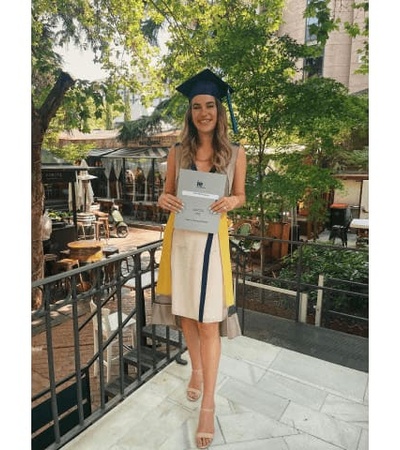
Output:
190 162 217 322
198 233 214 322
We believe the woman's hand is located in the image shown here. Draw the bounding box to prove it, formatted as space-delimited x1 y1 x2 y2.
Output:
210 196 238 214
158 192 183 213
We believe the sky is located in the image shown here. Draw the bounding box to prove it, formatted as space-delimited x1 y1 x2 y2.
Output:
58 24 168 82
59 46 107 81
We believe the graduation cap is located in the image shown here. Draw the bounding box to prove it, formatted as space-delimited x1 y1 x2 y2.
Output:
176 69 238 134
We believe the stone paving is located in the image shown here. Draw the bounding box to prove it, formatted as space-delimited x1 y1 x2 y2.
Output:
64 337 368 450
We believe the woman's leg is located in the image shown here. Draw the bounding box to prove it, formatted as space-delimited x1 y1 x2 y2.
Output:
181 318 221 447
181 317 203 399
196 322 221 448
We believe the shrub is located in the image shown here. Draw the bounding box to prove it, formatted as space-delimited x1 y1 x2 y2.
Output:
276 243 368 315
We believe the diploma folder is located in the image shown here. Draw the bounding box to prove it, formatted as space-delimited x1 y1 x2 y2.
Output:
175 169 227 233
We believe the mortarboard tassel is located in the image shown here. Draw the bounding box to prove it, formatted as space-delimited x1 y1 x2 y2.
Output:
226 89 238 134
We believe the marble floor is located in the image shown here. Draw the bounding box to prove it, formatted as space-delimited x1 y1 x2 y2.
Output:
64 335 368 450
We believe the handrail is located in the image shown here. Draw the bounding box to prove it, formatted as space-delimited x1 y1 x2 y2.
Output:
31 240 186 449
229 234 368 333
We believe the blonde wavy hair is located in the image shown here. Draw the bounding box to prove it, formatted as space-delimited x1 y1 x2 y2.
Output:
179 99 233 173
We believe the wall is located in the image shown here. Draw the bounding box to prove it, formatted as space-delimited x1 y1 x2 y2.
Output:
334 179 363 206
333 177 369 219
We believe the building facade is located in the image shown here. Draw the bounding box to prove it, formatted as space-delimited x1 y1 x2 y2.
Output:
279 0 368 94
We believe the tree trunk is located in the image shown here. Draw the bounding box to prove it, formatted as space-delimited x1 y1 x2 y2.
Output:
31 72 75 310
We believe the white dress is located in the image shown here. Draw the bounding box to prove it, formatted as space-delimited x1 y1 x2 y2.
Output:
171 228 226 323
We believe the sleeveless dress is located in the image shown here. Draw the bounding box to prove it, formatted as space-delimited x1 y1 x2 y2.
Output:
152 144 242 336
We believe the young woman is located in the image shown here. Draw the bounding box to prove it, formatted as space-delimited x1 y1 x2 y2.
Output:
152 69 246 449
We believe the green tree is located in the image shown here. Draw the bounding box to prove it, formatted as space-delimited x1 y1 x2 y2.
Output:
119 0 367 259
31 0 164 307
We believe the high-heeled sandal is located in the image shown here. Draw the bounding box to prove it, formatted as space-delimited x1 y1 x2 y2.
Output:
187 369 203 402
196 408 215 449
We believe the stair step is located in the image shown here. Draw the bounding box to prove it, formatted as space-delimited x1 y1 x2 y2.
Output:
105 375 136 399
142 325 185 346
123 345 167 369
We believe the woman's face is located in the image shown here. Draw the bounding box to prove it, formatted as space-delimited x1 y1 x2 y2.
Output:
190 94 218 134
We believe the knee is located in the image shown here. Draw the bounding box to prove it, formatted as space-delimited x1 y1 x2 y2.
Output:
198 322 220 341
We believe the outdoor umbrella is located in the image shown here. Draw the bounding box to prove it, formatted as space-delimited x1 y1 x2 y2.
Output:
77 160 97 212
77 173 97 212
68 179 81 212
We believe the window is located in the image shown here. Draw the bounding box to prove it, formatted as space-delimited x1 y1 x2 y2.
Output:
304 55 323 79
304 1 323 79
305 16 319 43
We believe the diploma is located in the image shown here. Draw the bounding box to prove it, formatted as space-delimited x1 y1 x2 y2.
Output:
174 169 227 233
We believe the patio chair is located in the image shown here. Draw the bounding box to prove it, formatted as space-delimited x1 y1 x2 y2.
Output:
90 300 136 383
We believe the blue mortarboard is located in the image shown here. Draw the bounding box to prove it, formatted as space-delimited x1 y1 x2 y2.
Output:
176 69 238 133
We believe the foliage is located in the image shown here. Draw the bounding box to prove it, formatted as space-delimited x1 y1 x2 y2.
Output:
32 0 165 133
31 0 165 298
285 77 368 152
54 143 94 164
118 99 176 142
157 1 305 234
153 1 368 236
304 0 339 47
47 210 73 221
343 2 369 74
277 243 368 314
272 151 342 220
280 243 368 285
336 148 368 172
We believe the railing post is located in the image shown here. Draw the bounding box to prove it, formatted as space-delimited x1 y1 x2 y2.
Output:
298 292 308 323
315 274 324 327
294 242 305 322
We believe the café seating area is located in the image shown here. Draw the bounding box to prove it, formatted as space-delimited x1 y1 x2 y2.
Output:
76 210 111 241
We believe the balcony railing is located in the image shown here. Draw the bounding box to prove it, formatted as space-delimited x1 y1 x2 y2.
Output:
31 235 368 449
32 240 187 450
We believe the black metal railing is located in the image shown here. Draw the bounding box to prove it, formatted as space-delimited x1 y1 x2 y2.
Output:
229 234 369 335
31 240 186 450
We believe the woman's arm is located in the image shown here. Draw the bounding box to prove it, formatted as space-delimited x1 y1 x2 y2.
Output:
158 145 183 212
229 145 247 209
210 146 246 213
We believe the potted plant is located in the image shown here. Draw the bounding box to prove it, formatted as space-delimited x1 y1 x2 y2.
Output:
48 210 73 228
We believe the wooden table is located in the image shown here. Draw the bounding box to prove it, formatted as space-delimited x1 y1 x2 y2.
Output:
67 240 104 263
350 219 369 247
350 219 369 231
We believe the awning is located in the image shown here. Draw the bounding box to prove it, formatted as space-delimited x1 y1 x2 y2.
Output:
41 149 69 164
87 148 120 157
101 147 168 159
